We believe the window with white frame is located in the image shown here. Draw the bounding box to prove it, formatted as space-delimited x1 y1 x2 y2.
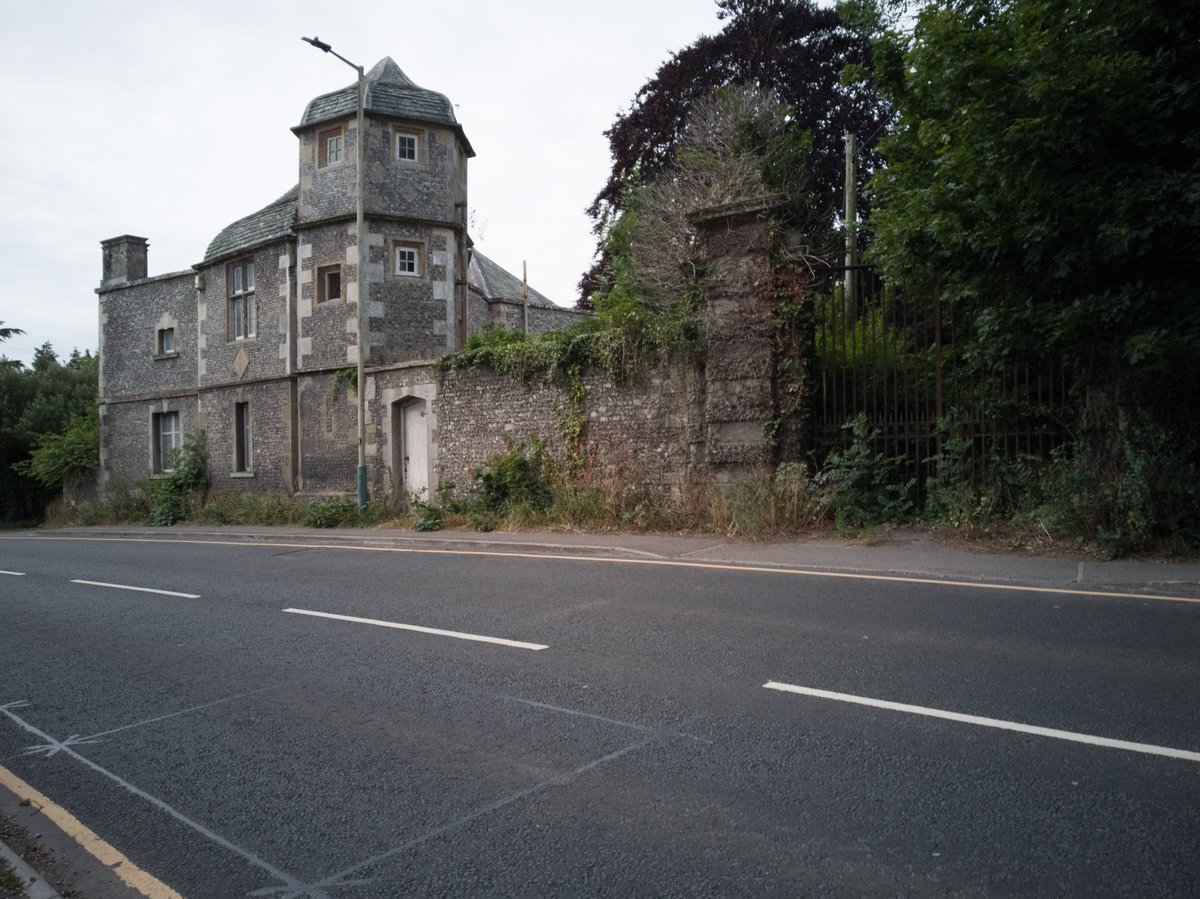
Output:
395 245 419 277
228 260 256 340
234 402 251 473
157 327 175 355
318 126 344 167
317 264 342 304
153 410 180 473
396 132 418 161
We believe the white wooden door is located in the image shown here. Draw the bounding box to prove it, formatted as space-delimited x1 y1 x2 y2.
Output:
402 400 429 499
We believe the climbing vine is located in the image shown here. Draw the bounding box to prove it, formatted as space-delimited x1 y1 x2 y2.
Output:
328 367 358 402
768 257 816 463
553 366 588 471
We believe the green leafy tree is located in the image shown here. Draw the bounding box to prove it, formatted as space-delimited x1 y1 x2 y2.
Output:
852 0 1200 549
14 405 99 489
0 343 98 523
861 0 1199 399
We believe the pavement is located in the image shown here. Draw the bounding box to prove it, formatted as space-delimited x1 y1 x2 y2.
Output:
26 522 1200 599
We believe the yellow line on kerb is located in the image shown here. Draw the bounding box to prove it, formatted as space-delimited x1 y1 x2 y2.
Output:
0 764 183 899
17 534 1200 605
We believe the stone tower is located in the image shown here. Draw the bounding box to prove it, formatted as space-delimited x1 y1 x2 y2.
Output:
291 58 475 366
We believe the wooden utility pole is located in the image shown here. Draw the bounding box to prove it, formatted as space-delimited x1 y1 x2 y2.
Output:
844 132 858 318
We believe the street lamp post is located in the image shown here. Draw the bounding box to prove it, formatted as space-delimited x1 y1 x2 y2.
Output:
302 36 369 507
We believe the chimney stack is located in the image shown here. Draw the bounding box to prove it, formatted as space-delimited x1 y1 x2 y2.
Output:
100 235 149 288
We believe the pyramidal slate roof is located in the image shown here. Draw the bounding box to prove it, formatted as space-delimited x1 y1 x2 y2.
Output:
298 58 473 155
468 250 559 309
204 185 298 262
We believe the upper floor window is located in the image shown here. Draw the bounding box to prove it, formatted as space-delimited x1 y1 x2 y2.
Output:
395 245 419 277
157 327 175 355
229 260 256 341
317 264 342 304
318 126 344 167
396 132 418 161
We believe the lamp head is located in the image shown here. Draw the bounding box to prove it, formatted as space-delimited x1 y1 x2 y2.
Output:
301 36 332 52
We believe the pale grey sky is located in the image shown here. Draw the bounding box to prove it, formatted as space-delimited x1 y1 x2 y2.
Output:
0 0 728 365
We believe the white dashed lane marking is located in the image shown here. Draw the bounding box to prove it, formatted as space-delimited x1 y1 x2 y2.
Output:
71 579 201 599
764 681 1200 763
283 607 548 651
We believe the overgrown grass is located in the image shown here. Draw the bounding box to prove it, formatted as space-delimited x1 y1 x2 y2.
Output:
403 442 832 537
42 416 1199 558
191 493 309 526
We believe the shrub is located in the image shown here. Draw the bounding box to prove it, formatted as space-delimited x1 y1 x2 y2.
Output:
469 441 553 520
818 413 915 535
148 430 208 526
1020 414 1200 557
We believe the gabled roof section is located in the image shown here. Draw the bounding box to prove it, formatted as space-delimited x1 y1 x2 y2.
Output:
298 58 474 156
468 250 560 309
203 185 298 262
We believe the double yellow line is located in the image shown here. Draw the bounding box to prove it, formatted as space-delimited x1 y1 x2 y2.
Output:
0 765 182 898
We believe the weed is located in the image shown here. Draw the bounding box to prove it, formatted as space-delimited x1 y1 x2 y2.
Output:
0 857 25 894
192 493 307 526
302 496 381 529
1018 413 1200 557
817 414 915 535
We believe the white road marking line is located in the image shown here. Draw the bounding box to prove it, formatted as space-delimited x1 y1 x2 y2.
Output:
763 681 1200 763
83 683 286 741
18 534 1200 605
283 607 549 650
0 570 26 576
70 579 201 599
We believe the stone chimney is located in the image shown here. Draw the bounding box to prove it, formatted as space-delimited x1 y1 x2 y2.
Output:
100 235 149 288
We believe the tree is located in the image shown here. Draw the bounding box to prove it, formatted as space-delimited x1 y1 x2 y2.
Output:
597 86 814 314
0 344 98 523
581 0 890 303
856 0 1200 549
15 405 100 489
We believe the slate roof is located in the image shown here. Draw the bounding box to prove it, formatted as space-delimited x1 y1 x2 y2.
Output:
298 58 474 156
203 185 299 262
468 250 560 309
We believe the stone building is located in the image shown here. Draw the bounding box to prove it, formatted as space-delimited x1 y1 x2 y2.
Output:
98 59 583 500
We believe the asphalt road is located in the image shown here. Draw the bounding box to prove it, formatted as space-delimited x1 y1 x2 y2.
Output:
1 532 1198 898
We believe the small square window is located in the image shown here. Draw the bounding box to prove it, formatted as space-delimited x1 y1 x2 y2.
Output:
396 133 418 161
318 126 344 167
395 246 419 277
317 264 342 304
157 327 175 355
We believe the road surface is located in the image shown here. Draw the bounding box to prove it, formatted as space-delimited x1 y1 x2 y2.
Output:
1 531 1198 897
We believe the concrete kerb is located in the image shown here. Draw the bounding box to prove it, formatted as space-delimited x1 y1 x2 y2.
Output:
0 839 61 899
17 525 1200 599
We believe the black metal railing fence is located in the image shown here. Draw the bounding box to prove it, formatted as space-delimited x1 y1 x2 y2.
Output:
811 264 1073 505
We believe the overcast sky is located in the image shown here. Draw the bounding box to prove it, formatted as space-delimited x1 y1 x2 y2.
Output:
0 0 733 366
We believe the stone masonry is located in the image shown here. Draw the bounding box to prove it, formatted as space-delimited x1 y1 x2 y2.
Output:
98 57 582 496
96 58 798 503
